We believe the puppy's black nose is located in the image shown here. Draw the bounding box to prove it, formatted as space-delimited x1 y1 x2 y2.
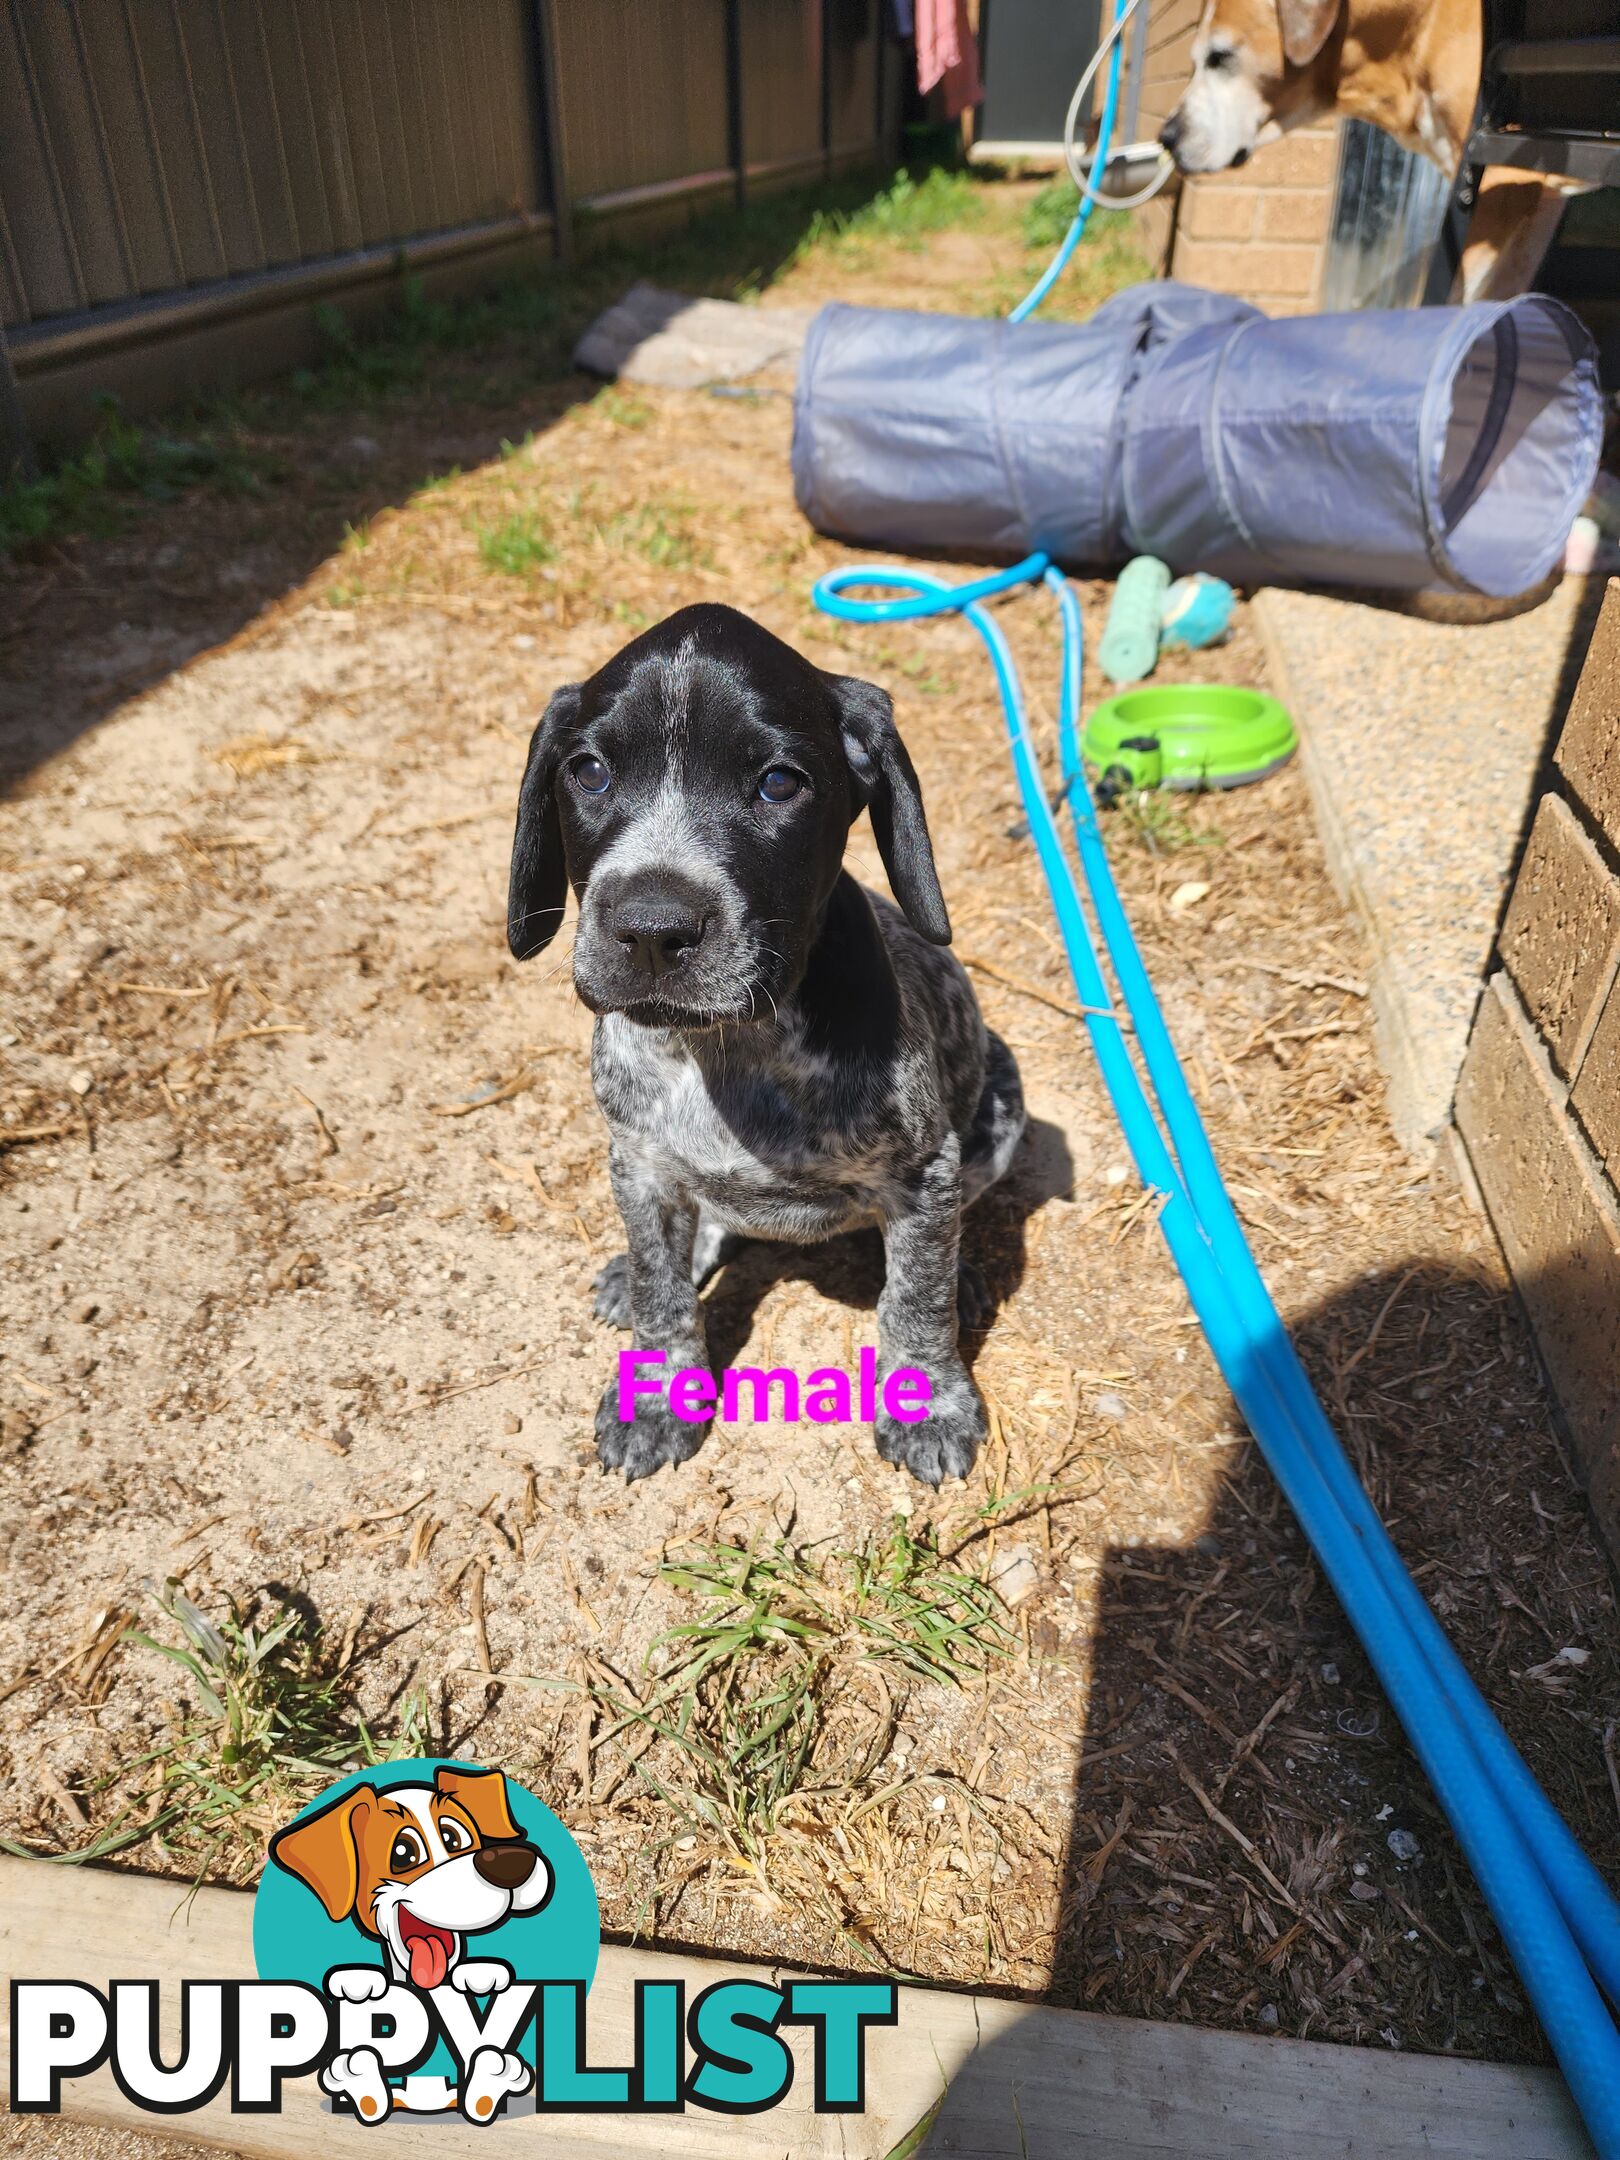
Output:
473 1842 539 1889
613 896 707 978
1159 114 1183 155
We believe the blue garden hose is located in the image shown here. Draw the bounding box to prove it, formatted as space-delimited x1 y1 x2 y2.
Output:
1007 0 1128 322
814 552 1620 2155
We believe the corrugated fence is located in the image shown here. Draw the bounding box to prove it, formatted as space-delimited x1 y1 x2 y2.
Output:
0 0 895 460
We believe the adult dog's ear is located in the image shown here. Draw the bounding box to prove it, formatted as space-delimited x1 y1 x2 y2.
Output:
1277 0 1341 67
268 1784 375 1923
507 683 580 961
830 674 951 945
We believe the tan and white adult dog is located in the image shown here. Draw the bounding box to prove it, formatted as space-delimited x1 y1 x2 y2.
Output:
1159 0 1576 300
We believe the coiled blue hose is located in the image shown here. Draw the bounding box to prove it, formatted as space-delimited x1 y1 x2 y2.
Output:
814 552 1620 2154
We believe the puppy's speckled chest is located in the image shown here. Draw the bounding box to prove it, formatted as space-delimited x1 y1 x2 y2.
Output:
591 1015 890 1236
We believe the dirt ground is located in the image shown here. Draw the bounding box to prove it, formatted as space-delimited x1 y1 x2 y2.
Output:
3 177 1617 2088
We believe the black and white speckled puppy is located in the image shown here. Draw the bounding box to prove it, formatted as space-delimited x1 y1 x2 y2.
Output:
506 602 1023 1486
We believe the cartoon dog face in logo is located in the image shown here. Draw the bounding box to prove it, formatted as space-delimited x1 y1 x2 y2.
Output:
269 1766 554 1993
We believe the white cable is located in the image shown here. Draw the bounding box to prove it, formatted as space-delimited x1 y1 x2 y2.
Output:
1063 0 1176 212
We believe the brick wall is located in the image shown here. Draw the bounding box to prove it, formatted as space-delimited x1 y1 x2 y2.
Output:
1168 124 1340 314
1127 0 1200 272
1455 578 1620 1557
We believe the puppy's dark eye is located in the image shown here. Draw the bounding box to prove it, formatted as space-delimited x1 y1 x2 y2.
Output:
758 768 803 804
1203 44 1236 69
439 1819 469 1854
572 755 611 795
389 1830 426 1872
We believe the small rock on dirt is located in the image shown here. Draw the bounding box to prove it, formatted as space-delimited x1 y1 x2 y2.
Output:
989 1543 1039 1608
1 1410 38 1459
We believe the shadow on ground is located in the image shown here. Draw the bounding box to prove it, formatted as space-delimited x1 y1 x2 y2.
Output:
908 1251 1617 2155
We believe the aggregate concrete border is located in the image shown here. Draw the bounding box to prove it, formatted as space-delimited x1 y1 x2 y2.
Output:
1253 581 1593 1161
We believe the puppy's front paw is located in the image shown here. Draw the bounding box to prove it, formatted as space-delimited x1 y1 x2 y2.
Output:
460 2045 532 2124
595 1376 707 1481
875 1362 985 1487
320 2046 392 2123
592 1254 632 1328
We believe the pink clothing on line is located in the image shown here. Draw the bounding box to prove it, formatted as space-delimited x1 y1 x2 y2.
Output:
916 0 981 115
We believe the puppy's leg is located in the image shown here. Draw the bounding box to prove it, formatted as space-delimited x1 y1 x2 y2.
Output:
593 1211 740 1328
875 1133 985 1486
960 1031 1025 1209
958 1031 1026 1329
594 1144 712 1480
691 1212 743 1288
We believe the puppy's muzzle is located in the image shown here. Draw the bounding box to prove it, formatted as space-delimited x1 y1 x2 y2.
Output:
613 884 708 981
473 1841 543 1891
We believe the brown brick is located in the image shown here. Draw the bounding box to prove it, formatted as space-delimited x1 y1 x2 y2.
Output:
1185 160 1260 194
1179 183 1259 242
1252 128 1339 188
1257 189 1333 243
1499 794 1620 1077
1170 236 1320 299
1571 972 1620 1184
1555 577 1620 852
1455 973 1620 1526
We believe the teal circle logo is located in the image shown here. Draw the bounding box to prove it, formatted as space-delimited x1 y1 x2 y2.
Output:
253 1758 597 2115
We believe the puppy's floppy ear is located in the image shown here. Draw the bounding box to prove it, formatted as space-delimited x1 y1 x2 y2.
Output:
435 1765 522 1843
508 683 580 961
829 674 951 946
269 1784 375 1922
1277 0 1341 66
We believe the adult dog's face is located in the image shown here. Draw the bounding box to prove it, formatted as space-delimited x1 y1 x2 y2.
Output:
1160 0 1343 173
506 603 949 1025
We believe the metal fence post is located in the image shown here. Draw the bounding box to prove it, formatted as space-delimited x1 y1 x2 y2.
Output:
530 0 573 263
725 0 746 209
874 0 886 164
0 325 38 486
820 0 833 176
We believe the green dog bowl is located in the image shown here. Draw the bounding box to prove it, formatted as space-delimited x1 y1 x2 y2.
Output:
1083 684 1297 798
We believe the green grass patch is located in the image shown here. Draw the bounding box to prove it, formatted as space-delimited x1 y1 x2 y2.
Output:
600 498 704 571
296 275 566 409
581 1516 1011 1921
1105 785 1225 855
476 509 557 576
794 164 985 264
1023 175 1087 250
592 387 652 429
0 397 271 554
1017 184 1150 305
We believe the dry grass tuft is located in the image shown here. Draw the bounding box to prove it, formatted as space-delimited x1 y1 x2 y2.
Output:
576 1520 1019 1964
211 732 318 779
2 1583 426 1881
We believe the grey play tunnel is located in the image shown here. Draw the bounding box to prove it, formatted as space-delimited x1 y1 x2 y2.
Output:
791 284 1602 597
